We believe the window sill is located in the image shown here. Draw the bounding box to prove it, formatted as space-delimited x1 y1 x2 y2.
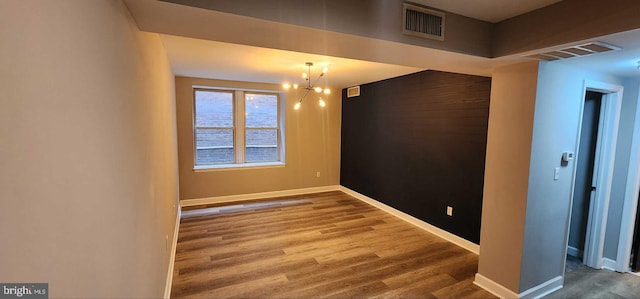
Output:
193 162 286 172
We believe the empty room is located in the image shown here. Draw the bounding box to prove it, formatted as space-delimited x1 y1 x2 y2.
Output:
2 0 640 298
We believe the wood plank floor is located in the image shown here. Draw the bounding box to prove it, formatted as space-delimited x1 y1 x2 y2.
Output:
171 191 495 298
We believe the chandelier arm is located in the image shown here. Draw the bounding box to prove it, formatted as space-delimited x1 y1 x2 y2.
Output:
299 88 311 103
311 74 324 88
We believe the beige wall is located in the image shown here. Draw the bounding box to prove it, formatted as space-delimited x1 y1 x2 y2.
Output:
0 1 179 298
493 0 640 56
477 62 539 293
175 77 341 200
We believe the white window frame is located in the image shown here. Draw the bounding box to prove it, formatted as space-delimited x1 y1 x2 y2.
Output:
244 91 283 163
193 87 285 171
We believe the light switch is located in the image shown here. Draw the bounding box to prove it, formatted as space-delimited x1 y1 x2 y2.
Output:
554 167 560 181
446 206 453 216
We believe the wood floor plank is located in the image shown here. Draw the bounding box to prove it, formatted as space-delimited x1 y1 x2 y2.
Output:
281 225 420 256
178 249 286 276
187 274 290 299
171 191 495 298
432 278 495 299
287 253 379 281
377 273 458 299
329 281 392 298
174 253 316 284
383 251 477 288
235 267 358 298
172 258 318 297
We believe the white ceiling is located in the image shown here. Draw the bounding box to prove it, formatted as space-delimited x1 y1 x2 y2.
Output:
412 0 563 23
160 34 424 89
552 29 640 78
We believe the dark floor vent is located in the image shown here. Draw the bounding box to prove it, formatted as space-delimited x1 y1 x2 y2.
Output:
347 86 360 98
402 2 445 41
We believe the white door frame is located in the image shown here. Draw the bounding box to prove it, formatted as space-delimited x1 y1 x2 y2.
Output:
616 83 640 272
572 80 623 269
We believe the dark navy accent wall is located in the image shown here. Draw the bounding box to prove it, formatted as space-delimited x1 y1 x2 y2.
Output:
340 70 491 243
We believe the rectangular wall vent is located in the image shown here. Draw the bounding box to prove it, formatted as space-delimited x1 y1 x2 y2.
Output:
402 3 445 41
347 86 360 98
525 42 621 61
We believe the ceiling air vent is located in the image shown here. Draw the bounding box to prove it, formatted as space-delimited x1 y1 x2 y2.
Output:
402 2 445 41
347 86 360 98
525 42 621 61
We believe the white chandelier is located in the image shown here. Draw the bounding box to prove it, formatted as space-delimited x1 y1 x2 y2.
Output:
282 62 330 110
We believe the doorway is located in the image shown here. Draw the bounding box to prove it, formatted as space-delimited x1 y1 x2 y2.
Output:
567 91 603 267
564 80 623 274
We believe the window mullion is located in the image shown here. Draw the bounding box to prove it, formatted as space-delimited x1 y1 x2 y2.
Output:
235 90 246 164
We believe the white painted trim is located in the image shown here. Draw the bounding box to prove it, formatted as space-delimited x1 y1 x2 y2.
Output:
473 273 519 299
518 275 563 299
602 257 617 271
566 245 583 259
164 205 181 299
617 83 640 273
473 273 563 299
339 186 480 254
180 185 340 207
193 161 285 172
580 81 623 269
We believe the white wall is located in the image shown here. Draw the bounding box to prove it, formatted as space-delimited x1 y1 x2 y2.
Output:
520 62 626 291
0 1 179 298
604 78 640 260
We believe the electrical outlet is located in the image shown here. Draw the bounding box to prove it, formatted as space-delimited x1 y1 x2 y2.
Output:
446 206 453 216
316 172 321 178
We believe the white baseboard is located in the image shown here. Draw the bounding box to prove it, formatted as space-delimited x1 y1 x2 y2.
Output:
474 273 519 299
602 257 618 271
567 246 583 258
164 205 181 299
518 275 563 299
339 186 480 254
473 273 562 299
180 185 340 207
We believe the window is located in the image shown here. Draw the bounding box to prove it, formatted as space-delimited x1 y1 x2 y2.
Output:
194 88 283 169
194 90 234 165
245 93 280 162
